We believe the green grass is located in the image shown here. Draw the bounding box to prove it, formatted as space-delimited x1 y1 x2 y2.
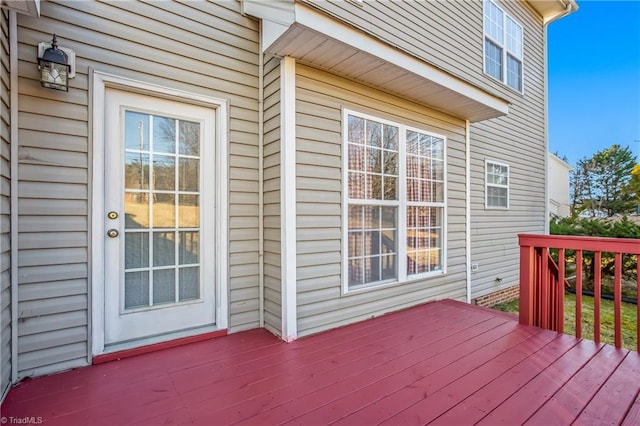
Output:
493 294 638 351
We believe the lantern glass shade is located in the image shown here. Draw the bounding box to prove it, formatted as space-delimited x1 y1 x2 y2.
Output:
38 37 70 91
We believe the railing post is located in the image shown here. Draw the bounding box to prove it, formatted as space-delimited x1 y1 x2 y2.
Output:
519 243 535 326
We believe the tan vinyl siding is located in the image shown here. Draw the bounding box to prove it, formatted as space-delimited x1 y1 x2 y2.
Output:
301 0 547 300
468 0 547 298
295 64 468 337
14 0 260 378
262 56 282 335
1 6 12 396
300 0 539 101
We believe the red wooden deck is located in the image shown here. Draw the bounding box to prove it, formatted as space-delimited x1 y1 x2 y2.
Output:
2 299 639 425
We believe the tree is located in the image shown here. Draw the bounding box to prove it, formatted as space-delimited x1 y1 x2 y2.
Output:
570 144 637 217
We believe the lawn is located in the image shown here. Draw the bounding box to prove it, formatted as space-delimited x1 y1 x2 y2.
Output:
493 293 638 351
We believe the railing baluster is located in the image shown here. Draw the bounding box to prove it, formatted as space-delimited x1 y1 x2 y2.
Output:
558 248 565 334
594 251 602 344
541 247 549 329
614 252 622 348
534 249 540 326
575 250 583 339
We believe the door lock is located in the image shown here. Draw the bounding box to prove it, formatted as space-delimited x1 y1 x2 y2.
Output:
107 211 118 220
107 229 119 238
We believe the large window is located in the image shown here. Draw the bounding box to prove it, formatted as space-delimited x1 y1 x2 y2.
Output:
344 111 446 291
486 160 509 209
484 0 523 92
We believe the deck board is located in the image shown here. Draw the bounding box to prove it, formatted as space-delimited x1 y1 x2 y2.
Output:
1 300 637 425
244 315 507 425
622 391 640 426
525 344 627 425
334 320 524 426
375 328 553 425
332 330 554 424
430 332 580 425
575 351 640 425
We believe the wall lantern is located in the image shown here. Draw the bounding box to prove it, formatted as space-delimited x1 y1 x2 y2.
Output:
37 34 75 91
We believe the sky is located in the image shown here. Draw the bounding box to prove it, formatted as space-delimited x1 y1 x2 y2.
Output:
547 0 640 166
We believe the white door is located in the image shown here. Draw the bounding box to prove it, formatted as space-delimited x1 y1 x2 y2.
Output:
103 88 216 345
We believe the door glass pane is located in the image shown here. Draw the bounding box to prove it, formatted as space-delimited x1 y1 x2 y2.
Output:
124 153 149 190
125 271 149 309
179 121 200 155
125 232 149 269
125 192 149 229
153 269 176 305
153 231 175 266
153 194 175 228
125 112 149 151
179 267 199 301
179 231 199 265
179 158 199 192
153 155 175 191
153 116 176 154
179 195 199 228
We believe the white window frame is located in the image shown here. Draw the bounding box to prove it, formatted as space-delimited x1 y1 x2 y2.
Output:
483 0 524 93
342 109 447 294
485 160 510 209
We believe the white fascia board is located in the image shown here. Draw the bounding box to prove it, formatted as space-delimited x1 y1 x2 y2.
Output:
549 152 574 172
242 0 294 49
293 3 509 116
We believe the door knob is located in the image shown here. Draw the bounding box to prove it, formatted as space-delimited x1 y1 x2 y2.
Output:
107 229 119 238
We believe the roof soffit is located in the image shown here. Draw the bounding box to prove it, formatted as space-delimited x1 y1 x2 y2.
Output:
525 0 579 24
0 0 40 16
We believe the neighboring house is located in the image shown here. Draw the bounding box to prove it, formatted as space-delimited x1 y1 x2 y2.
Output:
548 152 573 217
0 0 576 397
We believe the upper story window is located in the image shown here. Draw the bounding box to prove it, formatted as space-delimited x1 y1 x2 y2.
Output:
484 0 523 92
344 111 446 292
486 160 509 209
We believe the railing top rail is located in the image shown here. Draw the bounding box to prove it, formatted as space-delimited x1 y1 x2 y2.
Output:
519 233 640 255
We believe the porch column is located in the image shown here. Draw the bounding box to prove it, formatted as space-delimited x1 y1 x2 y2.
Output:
280 56 297 341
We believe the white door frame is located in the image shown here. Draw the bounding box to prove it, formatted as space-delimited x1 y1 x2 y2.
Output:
90 70 229 356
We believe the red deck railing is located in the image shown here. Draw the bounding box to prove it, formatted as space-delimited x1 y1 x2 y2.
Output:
519 234 640 351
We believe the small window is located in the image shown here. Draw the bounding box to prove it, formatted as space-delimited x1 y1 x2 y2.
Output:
484 0 523 92
486 161 509 209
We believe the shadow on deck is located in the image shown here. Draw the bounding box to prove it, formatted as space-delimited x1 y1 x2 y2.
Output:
2 299 639 425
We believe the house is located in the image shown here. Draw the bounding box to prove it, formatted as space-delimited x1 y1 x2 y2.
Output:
548 152 573 217
0 0 577 400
